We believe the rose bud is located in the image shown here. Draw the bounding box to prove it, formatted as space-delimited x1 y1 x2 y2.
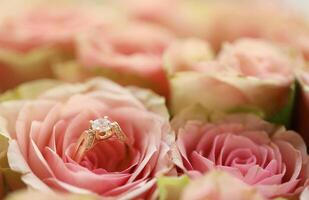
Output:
53 21 175 98
171 106 309 199
166 38 301 126
0 78 175 199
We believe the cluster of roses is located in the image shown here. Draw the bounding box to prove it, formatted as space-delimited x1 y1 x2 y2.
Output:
0 0 309 200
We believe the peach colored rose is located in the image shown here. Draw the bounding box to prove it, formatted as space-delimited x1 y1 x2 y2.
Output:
172 107 309 199
0 5 113 91
0 78 175 199
181 170 266 200
56 21 175 97
166 38 299 120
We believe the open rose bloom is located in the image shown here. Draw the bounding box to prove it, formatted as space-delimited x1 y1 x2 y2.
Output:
171 106 309 199
0 78 175 199
0 0 309 200
166 38 302 123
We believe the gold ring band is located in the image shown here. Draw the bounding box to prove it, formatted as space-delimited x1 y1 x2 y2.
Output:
72 116 126 163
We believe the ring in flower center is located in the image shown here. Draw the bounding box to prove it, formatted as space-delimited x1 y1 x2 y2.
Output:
72 116 127 163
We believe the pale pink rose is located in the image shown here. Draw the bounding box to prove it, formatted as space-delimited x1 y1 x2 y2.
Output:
181 170 266 200
74 22 175 97
173 110 309 199
167 38 298 118
0 78 174 199
0 5 114 91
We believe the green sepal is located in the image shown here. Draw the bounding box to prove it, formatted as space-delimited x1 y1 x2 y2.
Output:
268 83 297 128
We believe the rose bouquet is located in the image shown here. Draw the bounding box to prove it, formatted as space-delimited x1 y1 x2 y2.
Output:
0 0 309 200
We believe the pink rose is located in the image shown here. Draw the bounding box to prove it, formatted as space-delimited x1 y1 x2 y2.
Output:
181 170 266 200
172 107 309 199
65 21 175 97
0 78 174 199
0 5 108 52
166 38 298 119
0 5 113 91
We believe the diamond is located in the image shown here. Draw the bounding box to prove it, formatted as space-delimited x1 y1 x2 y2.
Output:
91 118 112 132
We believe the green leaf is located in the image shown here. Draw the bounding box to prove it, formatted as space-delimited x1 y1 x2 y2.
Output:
268 82 297 128
157 175 190 200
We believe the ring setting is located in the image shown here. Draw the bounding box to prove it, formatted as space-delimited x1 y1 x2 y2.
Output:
72 116 126 163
